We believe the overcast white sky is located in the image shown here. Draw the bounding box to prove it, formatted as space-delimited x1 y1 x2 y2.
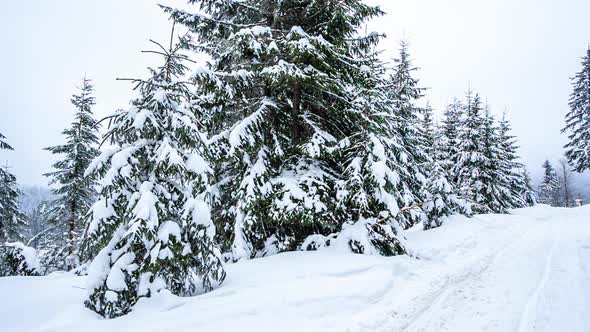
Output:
0 0 589 190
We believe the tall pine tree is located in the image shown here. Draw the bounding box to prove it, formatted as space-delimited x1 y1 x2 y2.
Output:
43 78 100 270
164 0 410 258
385 41 428 228
454 90 489 213
421 103 436 159
538 160 561 206
519 166 537 206
0 133 27 242
497 113 534 208
337 56 410 256
562 48 590 173
84 36 225 318
0 133 29 276
441 99 463 180
423 119 471 230
479 107 513 213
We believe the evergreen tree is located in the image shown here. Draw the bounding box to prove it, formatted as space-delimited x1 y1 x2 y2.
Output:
0 133 27 243
454 90 488 213
385 41 428 228
423 124 470 230
497 114 534 208
562 48 590 173
337 57 409 256
519 166 537 206
441 99 463 180
479 107 510 213
0 133 29 275
421 104 436 158
558 159 573 207
0 132 12 151
43 78 100 270
538 160 561 206
164 0 409 258
84 37 225 318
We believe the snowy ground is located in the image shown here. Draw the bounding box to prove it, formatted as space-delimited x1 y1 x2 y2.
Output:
2 205 589 332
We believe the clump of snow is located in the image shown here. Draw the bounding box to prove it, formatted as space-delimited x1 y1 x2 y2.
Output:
86 227 126 295
227 98 276 153
130 182 159 229
185 153 211 174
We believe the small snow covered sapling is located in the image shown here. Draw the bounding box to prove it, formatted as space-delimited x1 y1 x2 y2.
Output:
83 34 225 318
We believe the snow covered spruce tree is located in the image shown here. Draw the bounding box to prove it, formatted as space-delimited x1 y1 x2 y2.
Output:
480 106 536 213
538 160 561 206
43 78 100 270
440 99 464 179
421 106 471 230
519 166 537 207
562 48 590 173
83 37 225 318
334 58 410 256
420 104 436 159
497 114 534 208
384 41 428 229
478 107 512 213
0 133 27 243
164 0 409 258
0 133 30 276
454 90 490 213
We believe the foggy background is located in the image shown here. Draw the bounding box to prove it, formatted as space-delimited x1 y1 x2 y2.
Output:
0 0 588 196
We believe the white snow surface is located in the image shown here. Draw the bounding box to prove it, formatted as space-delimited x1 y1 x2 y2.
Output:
2 205 590 332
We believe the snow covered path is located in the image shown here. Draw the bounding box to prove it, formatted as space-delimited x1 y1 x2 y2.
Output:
1 205 589 332
398 207 590 332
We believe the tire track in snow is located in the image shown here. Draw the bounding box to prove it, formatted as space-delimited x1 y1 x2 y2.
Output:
399 225 535 332
515 225 560 332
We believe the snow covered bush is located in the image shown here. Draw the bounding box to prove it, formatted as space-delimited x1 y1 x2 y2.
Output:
338 218 406 256
0 242 41 276
301 218 406 256
83 37 225 318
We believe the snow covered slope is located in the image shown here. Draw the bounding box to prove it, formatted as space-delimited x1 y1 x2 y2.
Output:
2 205 589 332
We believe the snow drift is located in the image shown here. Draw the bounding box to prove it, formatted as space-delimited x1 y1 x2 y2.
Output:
2 205 589 332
